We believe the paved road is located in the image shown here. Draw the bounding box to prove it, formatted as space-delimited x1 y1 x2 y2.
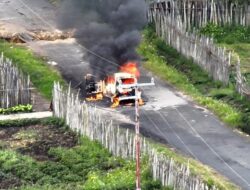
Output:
1 0 250 189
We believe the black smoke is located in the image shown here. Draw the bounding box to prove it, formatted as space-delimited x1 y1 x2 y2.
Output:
58 0 147 79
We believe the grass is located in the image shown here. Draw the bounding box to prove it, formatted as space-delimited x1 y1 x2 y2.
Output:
138 26 244 128
220 43 250 84
150 142 238 190
48 0 61 6
0 118 167 190
0 40 66 99
0 118 239 189
199 23 250 84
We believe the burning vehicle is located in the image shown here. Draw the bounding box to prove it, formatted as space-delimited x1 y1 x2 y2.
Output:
85 62 154 108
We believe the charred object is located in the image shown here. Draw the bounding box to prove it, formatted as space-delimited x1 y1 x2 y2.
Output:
85 72 154 108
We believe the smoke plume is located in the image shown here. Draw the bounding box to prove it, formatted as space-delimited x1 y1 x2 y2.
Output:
58 0 147 79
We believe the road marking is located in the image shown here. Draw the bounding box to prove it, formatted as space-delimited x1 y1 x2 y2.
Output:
141 109 198 159
174 107 250 187
155 110 198 159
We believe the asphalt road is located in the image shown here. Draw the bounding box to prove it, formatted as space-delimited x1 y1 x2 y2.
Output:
1 0 250 189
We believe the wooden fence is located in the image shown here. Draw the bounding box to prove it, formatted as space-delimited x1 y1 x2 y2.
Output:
53 82 219 190
0 54 31 108
149 0 249 29
148 3 231 84
148 1 250 97
235 56 250 97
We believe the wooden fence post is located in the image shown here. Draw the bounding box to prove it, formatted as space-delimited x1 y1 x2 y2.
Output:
52 83 220 190
0 53 31 108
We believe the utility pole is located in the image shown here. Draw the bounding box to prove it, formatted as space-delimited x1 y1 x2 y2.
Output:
135 81 141 190
118 78 155 190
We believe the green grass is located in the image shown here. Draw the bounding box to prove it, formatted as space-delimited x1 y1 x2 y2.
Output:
0 117 238 189
48 0 61 6
138 26 243 128
150 142 238 190
199 23 250 85
220 43 250 83
0 40 66 99
0 118 166 190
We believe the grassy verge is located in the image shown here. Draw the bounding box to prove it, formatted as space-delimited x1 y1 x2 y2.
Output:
138 26 243 189
151 143 238 189
138 26 248 129
0 118 238 190
0 118 168 190
221 43 250 84
199 23 250 83
0 40 66 99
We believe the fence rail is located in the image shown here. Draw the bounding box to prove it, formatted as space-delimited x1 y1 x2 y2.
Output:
235 57 250 97
148 1 250 97
149 0 249 29
0 53 31 108
148 3 231 84
53 82 219 190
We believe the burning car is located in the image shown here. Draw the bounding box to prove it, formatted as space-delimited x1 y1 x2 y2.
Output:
85 62 154 108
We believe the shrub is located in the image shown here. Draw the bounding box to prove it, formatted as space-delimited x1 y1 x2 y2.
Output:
0 104 32 115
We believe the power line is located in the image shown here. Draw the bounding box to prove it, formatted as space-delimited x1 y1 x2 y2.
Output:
16 0 121 68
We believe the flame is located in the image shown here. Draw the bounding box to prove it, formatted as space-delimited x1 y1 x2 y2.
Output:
86 93 103 101
111 97 120 108
121 78 135 84
120 62 140 78
138 98 144 106
105 76 115 84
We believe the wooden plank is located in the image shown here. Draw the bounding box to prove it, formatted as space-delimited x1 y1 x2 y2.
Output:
0 53 31 108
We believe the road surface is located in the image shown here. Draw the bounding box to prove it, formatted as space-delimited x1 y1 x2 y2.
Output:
0 0 250 189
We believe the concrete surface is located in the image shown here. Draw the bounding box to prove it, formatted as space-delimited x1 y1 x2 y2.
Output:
0 111 52 121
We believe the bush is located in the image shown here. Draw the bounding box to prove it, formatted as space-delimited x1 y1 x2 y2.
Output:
0 104 32 115
0 117 66 128
0 40 66 99
199 23 250 44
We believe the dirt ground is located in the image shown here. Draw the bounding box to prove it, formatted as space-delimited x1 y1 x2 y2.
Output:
0 124 77 161
0 124 78 189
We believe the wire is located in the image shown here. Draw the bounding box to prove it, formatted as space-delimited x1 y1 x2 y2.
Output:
80 45 120 68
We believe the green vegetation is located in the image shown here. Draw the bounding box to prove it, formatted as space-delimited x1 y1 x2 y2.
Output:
0 118 55 128
0 118 238 189
48 0 61 6
0 140 162 190
151 142 238 190
0 117 166 190
138 25 250 134
0 40 66 99
199 23 250 44
0 104 32 115
199 24 250 81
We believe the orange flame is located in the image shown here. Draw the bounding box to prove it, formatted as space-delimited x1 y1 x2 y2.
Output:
86 93 103 101
121 78 135 84
120 62 140 78
105 76 115 84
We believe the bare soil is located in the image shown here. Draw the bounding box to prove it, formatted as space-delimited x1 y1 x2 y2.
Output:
0 124 78 189
0 124 77 161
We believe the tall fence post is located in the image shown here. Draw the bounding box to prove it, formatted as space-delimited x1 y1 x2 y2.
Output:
0 53 31 108
247 5 250 25
52 83 220 190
